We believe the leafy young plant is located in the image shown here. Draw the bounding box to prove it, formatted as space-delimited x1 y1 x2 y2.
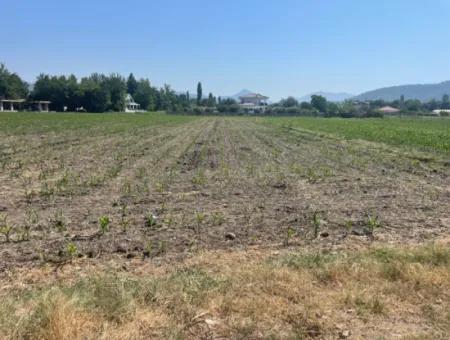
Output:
211 212 225 226
312 211 321 239
144 240 153 258
21 175 34 203
99 215 111 235
119 204 129 232
22 208 38 241
0 214 14 243
144 212 158 228
366 213 382 235
194 211 206 234
155 182 165 193
284 226 297 247
66 242 78 258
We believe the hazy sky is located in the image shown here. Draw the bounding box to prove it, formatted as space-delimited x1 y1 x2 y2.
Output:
2 0 450 99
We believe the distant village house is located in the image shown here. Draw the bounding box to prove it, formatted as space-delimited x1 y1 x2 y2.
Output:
125 94 141 113
377 106 400 114
432 109 450 116
239 93 269 112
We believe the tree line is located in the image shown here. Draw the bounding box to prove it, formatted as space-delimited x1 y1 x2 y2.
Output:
0 63 202 112
265 94 450 117
2 62 449 116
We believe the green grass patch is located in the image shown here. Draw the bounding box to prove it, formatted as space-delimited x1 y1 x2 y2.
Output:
264 116 450 154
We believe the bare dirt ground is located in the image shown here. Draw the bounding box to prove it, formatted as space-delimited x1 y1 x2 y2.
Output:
1 117 449 272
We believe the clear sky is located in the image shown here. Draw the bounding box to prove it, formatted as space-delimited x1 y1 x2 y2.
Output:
2 0 450 100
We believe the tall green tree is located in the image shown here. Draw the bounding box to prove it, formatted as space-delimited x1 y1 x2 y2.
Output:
105 74 127 111
0 64 28 99
197 82 202 105
442 94 450 109
32 74 68 111
281 97 299 107
79 74 110 113
311 95 328 113
134 79 156 111
207 93 216 107
127 73 138 96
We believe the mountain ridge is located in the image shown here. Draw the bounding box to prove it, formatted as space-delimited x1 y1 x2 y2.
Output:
354 80 450 101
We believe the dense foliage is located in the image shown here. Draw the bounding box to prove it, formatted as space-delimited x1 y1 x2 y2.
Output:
0 64 194 113
0 64 28 100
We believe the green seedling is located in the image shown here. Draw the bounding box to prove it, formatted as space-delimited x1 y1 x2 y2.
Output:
21 175 34 203
345 220 353 233
211 212 225 226
145 212 158 228
144 240 153 258
194 211 206 233
155 182 165 193
66 242 78 258
119 204 129 232
284 226 297 247
0 214 13 243
22 209 38 241
312 211 321 239
366 213 382 235
99 215 111 234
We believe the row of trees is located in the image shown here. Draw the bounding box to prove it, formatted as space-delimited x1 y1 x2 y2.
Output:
31 73 195 113
0 64 28 100
265 94 450 117
0 63 202 112
2 63 449 116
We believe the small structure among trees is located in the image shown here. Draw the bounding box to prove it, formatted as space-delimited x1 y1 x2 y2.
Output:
124 94 141 112
377 106 400 114
0 99 25 112
239 93 269 113
30 101 51 112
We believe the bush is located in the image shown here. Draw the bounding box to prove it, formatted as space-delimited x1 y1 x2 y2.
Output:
193 107 203 115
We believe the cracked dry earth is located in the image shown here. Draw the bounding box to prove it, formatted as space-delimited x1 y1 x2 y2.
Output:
0 116 449 273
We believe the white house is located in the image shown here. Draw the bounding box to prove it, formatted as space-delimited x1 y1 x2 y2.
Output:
432 109 450 116
239 93 269 112
125 94 141 112
377 106 400 114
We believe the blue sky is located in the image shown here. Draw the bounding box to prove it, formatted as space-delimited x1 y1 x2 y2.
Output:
2 0 450 99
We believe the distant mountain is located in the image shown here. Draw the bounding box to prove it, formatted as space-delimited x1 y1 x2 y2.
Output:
354 81 450 102
298 92 354 103
226 89 254 101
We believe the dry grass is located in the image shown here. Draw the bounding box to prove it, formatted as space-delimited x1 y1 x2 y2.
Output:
0 242 449 339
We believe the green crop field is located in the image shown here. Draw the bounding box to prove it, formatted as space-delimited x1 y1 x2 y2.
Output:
0 112 449 339
265 116 450 155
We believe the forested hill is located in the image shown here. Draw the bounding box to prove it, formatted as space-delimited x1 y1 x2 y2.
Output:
354 81 450 101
